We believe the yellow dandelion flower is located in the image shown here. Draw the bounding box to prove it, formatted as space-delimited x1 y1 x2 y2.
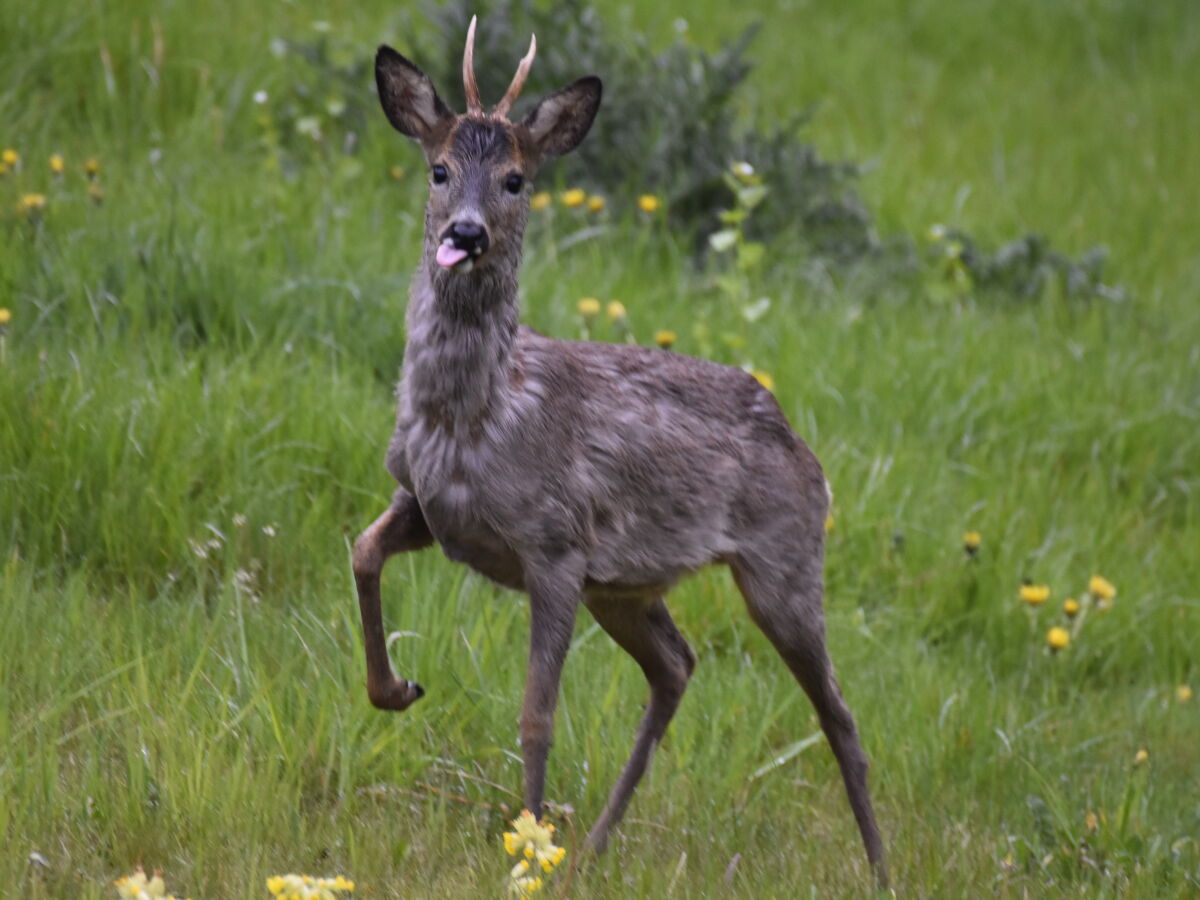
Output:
752 370 775 391
530 191 552 211
1046 626 1069 651
50 153 66 175
560 188 586 208
577 297 600 319
0 308 11 326
586 194 605 212
1063 597 1080 618
606 300 626 321
1019 583 1050 606
654 329 676 349
1176 684 1193 704
18 193 47 214
1088 575 1116 601
85 157 101 178
388 165 405 180
2 148 18 167
962 530 981 555
1133 748 1148 766
637 193 660 214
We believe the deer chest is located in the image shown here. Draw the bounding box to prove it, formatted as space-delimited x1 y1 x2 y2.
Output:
399 420 527 591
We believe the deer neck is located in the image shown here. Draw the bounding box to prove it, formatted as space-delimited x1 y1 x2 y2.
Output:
403 254 521 432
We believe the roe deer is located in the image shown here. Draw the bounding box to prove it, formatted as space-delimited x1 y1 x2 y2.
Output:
353 17 887 886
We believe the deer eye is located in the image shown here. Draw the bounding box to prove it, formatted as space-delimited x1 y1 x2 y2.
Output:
431 165 448 185
504 173 524 195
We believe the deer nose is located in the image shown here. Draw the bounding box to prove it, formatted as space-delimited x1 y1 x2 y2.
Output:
446 220 490 257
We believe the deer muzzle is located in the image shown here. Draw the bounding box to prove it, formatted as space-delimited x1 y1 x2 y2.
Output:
437 220 490 269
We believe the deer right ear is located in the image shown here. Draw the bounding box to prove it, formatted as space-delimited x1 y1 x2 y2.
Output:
375 46 454 147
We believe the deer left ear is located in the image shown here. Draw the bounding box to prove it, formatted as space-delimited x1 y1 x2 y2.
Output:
375 45 454 149
519 76 602 159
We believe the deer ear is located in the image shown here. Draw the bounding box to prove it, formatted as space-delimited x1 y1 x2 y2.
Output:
375 45 454 146
519 76 602 159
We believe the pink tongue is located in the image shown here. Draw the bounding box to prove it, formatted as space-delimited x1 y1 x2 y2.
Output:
436 244 469 268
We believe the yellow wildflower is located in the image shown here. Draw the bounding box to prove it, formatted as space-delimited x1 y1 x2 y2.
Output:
388 165 405 180
560 188 586 208
114 866 185 900
752 370 775 391
1088 575 1116 602
1063 597 1080 618
1133 748 1148 766
1046 626 1069 651
586 194 605 212
0 308 10 326
637 193 660 214
1084 811 1098 832
2 148 18 167
503 810 567 884
606 300 626 321
530 191 552 211
85 157 101 178
1019 583 1050 606
18 193 47 215
577 297 600 319
1176 684 1193 704
654 329 676 349
962 530 981 555
50 153 65 175
266 873 354 898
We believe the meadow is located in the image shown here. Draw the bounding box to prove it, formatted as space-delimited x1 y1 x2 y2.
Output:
2 0 1198 897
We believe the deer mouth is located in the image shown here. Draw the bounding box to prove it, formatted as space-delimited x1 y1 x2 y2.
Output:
436 226 491 272
436 241 471 268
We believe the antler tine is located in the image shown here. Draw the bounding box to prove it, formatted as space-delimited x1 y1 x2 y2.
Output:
492 33 536 119
462 15 484 115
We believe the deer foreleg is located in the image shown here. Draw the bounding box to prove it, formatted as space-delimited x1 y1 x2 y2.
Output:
519 557 584 818
352 491 434 711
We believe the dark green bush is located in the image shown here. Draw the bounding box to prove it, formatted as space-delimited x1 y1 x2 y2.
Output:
267 0 1120 302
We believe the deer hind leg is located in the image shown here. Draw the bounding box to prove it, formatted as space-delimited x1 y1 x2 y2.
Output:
582 594 696 853
731 550 889 889
352 490 434 711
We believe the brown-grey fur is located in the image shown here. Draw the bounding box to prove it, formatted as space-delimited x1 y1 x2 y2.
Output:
353 29 887 887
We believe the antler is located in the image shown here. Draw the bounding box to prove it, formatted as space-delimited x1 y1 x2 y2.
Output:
492 33 536 119
462 15 483 115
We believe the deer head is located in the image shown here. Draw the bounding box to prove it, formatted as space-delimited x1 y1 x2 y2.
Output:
375 16 602 274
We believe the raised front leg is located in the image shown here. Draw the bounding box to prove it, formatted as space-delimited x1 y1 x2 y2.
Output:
520 555 585 818
352 490 434 711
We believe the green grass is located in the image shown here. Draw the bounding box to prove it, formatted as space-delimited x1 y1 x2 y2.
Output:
2 0 1198 897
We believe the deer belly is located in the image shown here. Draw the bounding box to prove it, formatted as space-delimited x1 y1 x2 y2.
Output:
420 487 526 591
